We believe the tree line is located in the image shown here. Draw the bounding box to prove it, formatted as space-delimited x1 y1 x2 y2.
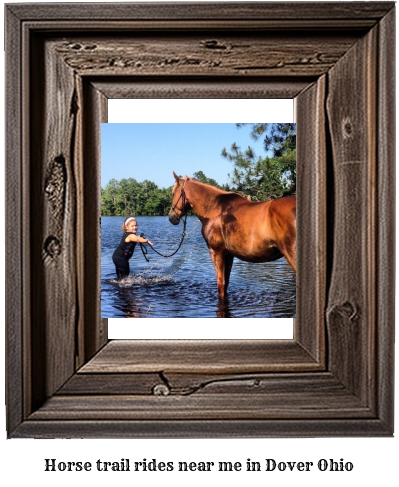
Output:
101 179 172 216
101 123 296 216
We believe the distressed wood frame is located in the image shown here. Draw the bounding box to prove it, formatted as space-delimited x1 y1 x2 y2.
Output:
5 2 395 438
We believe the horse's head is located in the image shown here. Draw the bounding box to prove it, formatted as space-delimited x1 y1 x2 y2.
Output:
169 172 190 225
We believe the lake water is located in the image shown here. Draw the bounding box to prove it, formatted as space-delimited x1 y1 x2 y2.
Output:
101 216 296 318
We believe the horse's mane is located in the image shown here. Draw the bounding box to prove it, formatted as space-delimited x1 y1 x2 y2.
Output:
189 177 245 199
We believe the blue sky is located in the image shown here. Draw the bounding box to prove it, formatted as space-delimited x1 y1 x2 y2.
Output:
101 123 268 189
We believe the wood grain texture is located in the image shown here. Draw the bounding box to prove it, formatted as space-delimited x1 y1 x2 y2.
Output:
5 2 395 438
375 6 395 431
58 372 163 395
53 33 360 78
34 371 374 422
7 2 394 22
30 36 78 408
60 371 357 397
79 340 321 374
14 418 391 439
29 393 371 421
80 81 108 364
326 26 377 403
295 76 326 362
91 78 311 100
5 5 25 436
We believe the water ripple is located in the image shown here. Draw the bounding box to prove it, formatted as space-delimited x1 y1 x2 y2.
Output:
101 216 296 318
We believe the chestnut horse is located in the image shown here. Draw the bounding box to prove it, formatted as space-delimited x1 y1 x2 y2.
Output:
168 172 296 300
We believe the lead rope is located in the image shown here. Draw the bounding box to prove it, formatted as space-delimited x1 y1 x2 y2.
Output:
139 240 150 262
139 188 188 260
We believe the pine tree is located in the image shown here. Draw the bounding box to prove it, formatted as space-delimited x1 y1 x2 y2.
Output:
222 123 296 200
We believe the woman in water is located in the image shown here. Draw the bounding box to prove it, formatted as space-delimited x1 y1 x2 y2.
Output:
112 216 153 279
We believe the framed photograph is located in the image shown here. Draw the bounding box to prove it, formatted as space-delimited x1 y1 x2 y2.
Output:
5 2 395 437
102 105 296 339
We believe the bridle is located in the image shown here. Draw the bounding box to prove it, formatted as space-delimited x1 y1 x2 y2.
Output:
170 179 188 216
140 181 188 260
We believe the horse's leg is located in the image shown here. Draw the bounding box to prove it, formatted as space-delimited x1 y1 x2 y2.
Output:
284 247 296 271
224 253 234 292
209 248 228 299
280 236 296 271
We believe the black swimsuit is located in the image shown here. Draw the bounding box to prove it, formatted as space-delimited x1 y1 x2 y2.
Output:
112 232 137 279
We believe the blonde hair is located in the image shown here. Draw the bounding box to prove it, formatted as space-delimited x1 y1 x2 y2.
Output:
122 216 136 232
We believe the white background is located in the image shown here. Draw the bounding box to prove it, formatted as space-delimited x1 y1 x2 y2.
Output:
1 1 397 486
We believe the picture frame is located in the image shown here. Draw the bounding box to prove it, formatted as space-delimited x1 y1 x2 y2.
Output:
5 2 395 437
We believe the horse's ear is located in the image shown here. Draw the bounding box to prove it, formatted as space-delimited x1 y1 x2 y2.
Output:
173 171 180 183
185 175 190 180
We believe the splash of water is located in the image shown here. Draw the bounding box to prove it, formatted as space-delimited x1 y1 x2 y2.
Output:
109 273 174 288
109 220 201 288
